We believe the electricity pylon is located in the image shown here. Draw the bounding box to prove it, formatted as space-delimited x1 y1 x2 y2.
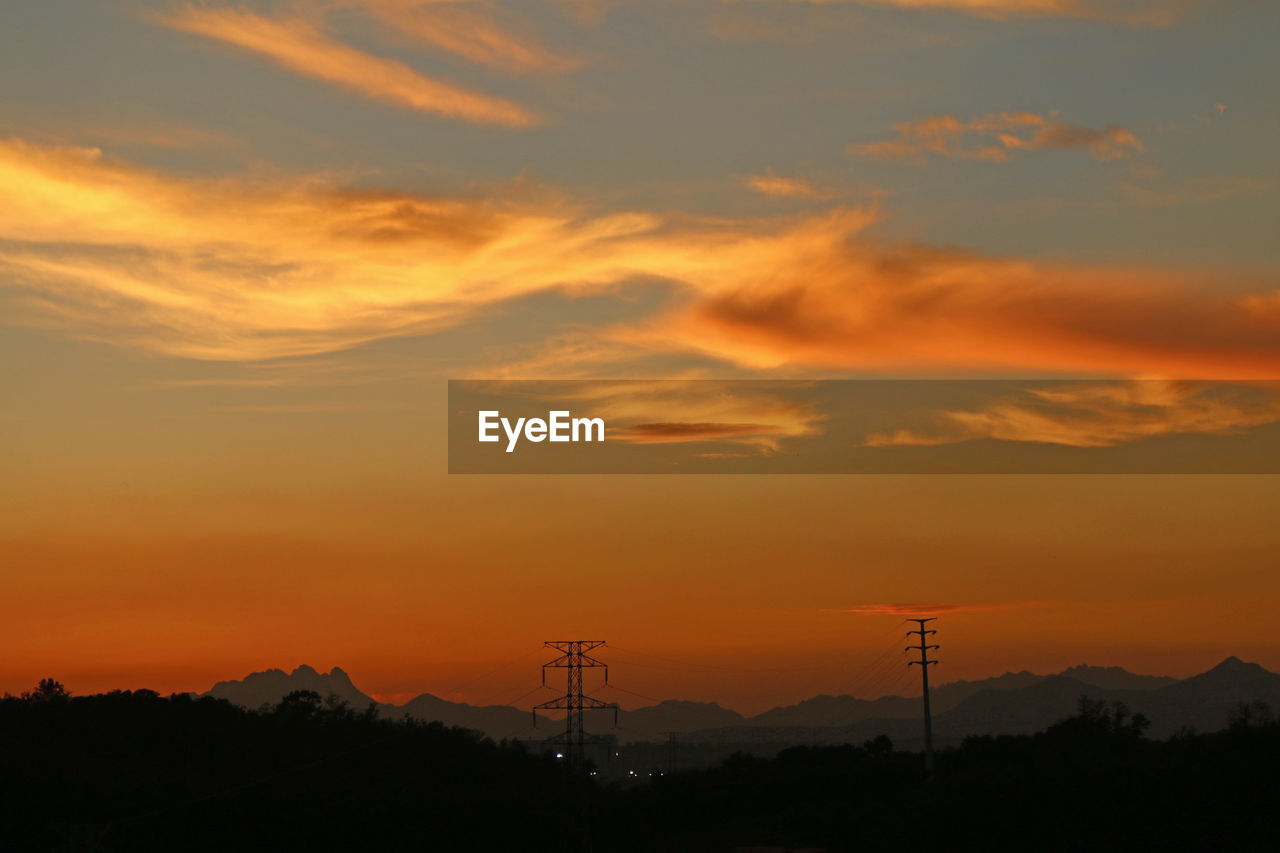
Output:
533 641 618 769
906 617 939 777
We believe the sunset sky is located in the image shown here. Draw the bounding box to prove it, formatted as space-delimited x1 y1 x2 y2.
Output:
2 0 1279 713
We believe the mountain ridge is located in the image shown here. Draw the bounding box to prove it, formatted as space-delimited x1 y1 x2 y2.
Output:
201 657 1277 744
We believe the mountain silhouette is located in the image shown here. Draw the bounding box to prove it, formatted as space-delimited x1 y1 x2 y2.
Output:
617 700 746 740
392 692 550 740
203 657 1280 746
206 665 374 710
202 666 552 740
1058 664 1177 691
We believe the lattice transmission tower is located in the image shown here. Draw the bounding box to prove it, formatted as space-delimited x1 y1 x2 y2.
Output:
533 640 619 768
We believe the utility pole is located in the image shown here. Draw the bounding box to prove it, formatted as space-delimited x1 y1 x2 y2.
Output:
906 618 939 778
533 641 619 768
532 641 619 853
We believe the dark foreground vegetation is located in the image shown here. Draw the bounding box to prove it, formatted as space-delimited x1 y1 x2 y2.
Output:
3 681 1279 852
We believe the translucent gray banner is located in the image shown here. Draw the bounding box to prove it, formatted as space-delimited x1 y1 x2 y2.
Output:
448 380 1280 473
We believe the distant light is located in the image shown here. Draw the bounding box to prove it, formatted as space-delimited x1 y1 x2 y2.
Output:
555 753 564 759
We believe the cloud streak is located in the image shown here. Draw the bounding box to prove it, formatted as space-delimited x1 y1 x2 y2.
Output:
782 0 1198 26
3 139 1280 377
632 231 1280 378
828 602 1045 615
350 0 584 74
157 5 537 127
746 172 825 199
856 111 1143 163
472 380 826 452
864 381 1280 448
0 138 682 359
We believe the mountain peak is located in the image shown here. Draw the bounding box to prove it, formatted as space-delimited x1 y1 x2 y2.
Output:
647 699 730 711
1209 655 1262 673
1052 663 1176 692
207 664 375 712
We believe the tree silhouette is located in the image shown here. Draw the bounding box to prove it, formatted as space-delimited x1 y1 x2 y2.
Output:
21 678 69 702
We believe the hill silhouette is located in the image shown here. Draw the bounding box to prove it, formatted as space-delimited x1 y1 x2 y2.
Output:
203 657 1279 747
207 665 372 710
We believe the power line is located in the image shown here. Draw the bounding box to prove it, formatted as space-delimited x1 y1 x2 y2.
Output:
426 647 548 701
835 642 911 699
600 682 662 705
608 646 828 673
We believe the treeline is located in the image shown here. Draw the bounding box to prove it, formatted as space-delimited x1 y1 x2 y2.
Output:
610 699 1280 851
3 683 1279 851
1 682 563 851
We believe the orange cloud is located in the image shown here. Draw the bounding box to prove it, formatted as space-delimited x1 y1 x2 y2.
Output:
829 602 1044 615
552 0 612 26
787 0 1197 26
156 5 536 127
17 120 237 152
620 229 1280 378
617 422 785 440
4 138 1280 377
0 139 778 361
746 172 825 199
350 0 583 74
0 139 877 362
1119 175 1274 207
469 380 825 452
864 382 1280 448
0 138 683 359
856 111 1143 163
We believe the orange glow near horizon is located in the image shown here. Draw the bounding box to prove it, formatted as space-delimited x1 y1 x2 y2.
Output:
3 0 1279 716
6 470 1280 712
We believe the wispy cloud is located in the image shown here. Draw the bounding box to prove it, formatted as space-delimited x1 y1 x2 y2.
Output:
855 111 1143 164
864 381 1280 448
619 228 1280 377
1119 175 1275 207
0 138 673 359
9 119 238 152
471 380 825 452
778 0 1199 26
346 0 583 73
552 0 612 26
4 139 1280 377
156 5 537 126
828 602 1045 615
746 172 826 199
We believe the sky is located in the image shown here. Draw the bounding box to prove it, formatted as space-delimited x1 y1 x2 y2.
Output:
1 0 1278 713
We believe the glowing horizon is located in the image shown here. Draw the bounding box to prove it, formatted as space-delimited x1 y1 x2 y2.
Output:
2 0 1278 711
